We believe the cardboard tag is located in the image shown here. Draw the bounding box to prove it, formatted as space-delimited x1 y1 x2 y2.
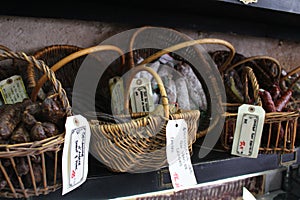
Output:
240 0 258 4
231 104 265 158
166 119 197 189
130 78 154 113
0 75 28 104
243 187 257 200
109 76 124 115
62 115 91 195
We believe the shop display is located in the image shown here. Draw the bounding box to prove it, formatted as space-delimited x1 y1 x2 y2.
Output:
0 12 298 197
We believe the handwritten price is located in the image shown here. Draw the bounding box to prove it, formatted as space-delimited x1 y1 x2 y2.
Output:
71 170 76 179
172 172 182 188
239 140 246 150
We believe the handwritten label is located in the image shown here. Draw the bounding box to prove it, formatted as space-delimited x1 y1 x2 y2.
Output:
166 119 197 189
0 75 28 104
62 115 91 195
231 104 265 158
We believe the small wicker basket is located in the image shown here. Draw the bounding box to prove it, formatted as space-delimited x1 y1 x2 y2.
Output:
220 56 299 154
0 46 72 198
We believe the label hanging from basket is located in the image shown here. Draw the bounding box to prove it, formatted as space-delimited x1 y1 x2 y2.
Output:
62 115 91 195
109 76 124 115
130 78 155 113
0 75 28 104
166 119 197 189
231 104 265 158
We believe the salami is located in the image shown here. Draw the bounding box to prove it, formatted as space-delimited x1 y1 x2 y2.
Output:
175 77 190 110
259 89 276 112
157 64 177 104
275 89 293 112
177 63 207 110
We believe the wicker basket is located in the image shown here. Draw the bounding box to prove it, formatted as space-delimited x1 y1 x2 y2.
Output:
220 57 299 154
0 46 72 198
88 65 201 173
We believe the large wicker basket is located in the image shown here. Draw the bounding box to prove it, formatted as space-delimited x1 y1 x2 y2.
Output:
0 46 72 198
88 65 200 173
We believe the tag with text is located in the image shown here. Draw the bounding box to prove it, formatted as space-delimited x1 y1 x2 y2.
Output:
166 119 197 189
0 75 28 104
130 78 154 113
231 104 265 158
62 115 91 195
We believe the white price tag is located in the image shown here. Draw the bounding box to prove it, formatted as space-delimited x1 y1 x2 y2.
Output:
231 104 265 158
62 115 91 195
130 78 154 113
243 187 257 200
240 0 258 5
166 119 197 189
0 75 28 104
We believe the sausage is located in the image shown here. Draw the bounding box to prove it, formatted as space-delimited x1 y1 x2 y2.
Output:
157 65 177 104
175 77 190 110
275 89 292 112
177 63 207 110
258 89 276 112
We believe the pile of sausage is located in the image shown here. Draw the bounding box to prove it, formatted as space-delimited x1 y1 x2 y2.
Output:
0 91 65 190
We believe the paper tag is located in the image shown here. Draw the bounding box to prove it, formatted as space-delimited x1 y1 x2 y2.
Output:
0 75 28 104
243 187 257 200
231 104 265 158
62 115 91 195
109 76 124 115
240 0 258 4
166 119 197 189
130 78 154 113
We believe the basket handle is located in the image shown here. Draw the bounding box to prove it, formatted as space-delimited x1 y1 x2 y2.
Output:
31 45 126 102
0 46 72 116
26 45 83 90
225 55 282 80
242 66 262 106
123 65 169 118
279 65 300 91
128 26 236 72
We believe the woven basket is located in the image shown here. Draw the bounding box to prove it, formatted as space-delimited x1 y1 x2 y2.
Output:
220 58 299 154
88 65 201 173
0 46 72 198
